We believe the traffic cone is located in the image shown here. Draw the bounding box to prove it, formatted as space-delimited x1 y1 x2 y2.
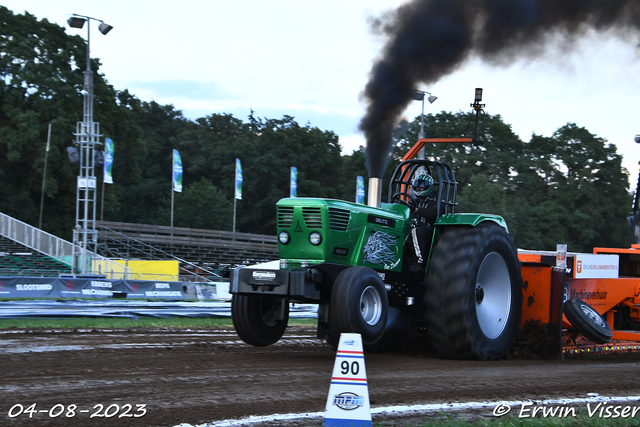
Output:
323 333 372 427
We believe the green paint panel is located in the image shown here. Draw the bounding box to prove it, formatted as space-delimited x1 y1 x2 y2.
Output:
436 213 509 233
276 198 410 271
275 199 509 273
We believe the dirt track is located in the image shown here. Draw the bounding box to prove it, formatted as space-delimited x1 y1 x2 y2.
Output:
2 326 640 427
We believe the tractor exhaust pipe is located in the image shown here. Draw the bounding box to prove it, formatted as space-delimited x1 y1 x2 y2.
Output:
368 177 382 208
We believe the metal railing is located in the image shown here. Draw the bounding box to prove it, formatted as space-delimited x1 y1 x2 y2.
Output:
0 212 131 280
94 223 222 282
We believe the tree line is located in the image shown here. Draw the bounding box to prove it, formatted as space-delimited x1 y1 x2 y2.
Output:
0 6 633 252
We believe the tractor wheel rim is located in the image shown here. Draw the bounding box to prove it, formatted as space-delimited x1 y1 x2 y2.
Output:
475 251 511 339
581 303 605 328
360 285 382 326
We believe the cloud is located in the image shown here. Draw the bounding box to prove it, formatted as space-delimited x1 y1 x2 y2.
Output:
180 105 362 138
338 134 366 155
121 79 231 101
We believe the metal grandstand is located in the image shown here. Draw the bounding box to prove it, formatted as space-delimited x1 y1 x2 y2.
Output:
0 212 278 281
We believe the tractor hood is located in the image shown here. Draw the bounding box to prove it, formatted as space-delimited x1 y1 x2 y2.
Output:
275 198 410 270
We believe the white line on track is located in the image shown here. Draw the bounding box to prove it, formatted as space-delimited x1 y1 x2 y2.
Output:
174 394 640 427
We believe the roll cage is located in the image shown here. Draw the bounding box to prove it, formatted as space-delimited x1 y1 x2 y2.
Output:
388 159 458 221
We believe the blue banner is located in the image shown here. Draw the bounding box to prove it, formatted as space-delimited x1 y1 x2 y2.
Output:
172 149 183 192
290 166 297 198
235 158 243 200
356 176 365 204
0 277 186 299
104 138 114 184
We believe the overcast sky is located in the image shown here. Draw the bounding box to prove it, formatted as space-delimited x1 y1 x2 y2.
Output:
6 0 640 190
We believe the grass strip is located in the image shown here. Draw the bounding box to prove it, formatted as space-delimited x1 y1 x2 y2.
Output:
0 317 317 329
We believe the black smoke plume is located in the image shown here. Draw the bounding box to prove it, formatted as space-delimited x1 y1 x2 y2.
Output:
361 0 640 177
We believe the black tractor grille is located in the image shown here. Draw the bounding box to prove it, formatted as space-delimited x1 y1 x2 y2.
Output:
277 206 294 229
328 207 350 231
302 207 322 229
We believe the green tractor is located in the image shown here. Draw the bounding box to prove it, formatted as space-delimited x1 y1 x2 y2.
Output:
230 155 523 360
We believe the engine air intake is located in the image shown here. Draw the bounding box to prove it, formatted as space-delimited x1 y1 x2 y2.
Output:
302 207 322 229
277 206 294 229
328 207 350 231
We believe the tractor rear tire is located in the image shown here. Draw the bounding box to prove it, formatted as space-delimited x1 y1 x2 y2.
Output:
425 223 523 360
324 326 340 350
231 294 289 346
329 266 389 346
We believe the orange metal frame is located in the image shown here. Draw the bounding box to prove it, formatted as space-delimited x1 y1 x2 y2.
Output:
518 248 640 348
519 264 555 328
401 138 473 162
398 138 474 197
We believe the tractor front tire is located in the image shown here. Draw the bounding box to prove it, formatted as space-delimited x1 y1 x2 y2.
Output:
425 223 522 360
363 307 411 353
231 294 289 346
329 266 389 346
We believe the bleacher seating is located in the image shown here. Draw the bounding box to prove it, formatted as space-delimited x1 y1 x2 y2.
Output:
0 221 279 280
0 235 72 277
95 221 279 275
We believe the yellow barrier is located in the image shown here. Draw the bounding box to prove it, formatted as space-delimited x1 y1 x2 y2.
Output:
91 259 129 280
111 260 179 281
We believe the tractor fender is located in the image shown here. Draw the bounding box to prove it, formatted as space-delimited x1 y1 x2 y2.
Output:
435 213 509 233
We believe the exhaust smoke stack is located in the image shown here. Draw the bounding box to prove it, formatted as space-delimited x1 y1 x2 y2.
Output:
368 177 383 207
360 0 640 180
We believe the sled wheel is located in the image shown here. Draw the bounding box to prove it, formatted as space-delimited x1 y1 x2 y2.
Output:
563 281 571 305
231 294 289 346
329 266 388 346
563 297 613 344
424 223 523 360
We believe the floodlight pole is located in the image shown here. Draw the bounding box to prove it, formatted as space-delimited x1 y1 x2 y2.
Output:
419 95 425 141
68 14 112 275
413 90 437 174
413 90 437 161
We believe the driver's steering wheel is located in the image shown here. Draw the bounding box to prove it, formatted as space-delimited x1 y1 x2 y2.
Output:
391 192 416 210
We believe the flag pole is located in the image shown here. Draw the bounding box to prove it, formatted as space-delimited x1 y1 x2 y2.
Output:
233 158 242 234
100 174 105 221
39 123 52 229
170 151 174 228
233 159 237 233
233 197 237 233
